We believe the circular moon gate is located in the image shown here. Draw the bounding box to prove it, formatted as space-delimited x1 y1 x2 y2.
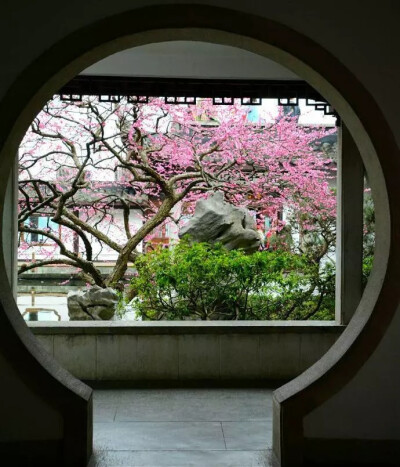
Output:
0 6 398 466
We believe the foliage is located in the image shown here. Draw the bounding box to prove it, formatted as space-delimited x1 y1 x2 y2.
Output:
114 290 129 319
363 188 375 260
360 185 375 288
362 254 374 289
128 238 335 321
18 96 336 287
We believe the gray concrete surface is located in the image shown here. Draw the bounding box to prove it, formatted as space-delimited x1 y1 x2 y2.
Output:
30 322 342 382
90 388 273 466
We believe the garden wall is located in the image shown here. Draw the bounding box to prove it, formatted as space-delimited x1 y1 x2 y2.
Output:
28 321 344 383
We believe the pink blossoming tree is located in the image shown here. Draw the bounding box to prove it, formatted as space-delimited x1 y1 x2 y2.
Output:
18 96 336 289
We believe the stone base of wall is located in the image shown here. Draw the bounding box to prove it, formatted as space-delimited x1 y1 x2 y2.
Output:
28 321 344 382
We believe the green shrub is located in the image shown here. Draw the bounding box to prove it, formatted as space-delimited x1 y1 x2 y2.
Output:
127 238 336 321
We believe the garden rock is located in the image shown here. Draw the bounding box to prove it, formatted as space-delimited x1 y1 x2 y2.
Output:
67 286 118 320
179 192 261 253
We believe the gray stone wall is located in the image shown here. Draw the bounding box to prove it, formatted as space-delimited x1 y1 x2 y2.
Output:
29 322 343 382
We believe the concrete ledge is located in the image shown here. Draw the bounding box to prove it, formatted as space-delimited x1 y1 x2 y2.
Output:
28 321 344 382
28 320 343 335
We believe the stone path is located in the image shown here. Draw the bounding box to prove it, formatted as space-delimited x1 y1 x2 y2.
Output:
90 388 274 466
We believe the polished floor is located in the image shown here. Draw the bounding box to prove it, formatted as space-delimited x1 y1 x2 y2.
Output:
90 388 273 466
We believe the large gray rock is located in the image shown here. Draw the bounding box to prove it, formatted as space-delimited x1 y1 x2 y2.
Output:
67 286 118 320
179 192 261 254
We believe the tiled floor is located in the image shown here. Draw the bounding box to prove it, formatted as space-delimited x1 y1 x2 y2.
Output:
90 388 274 466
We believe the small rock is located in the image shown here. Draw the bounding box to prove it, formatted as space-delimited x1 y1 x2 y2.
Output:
67 286 118 320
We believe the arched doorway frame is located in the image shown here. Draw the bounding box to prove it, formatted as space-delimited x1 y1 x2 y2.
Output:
0 6 399 466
